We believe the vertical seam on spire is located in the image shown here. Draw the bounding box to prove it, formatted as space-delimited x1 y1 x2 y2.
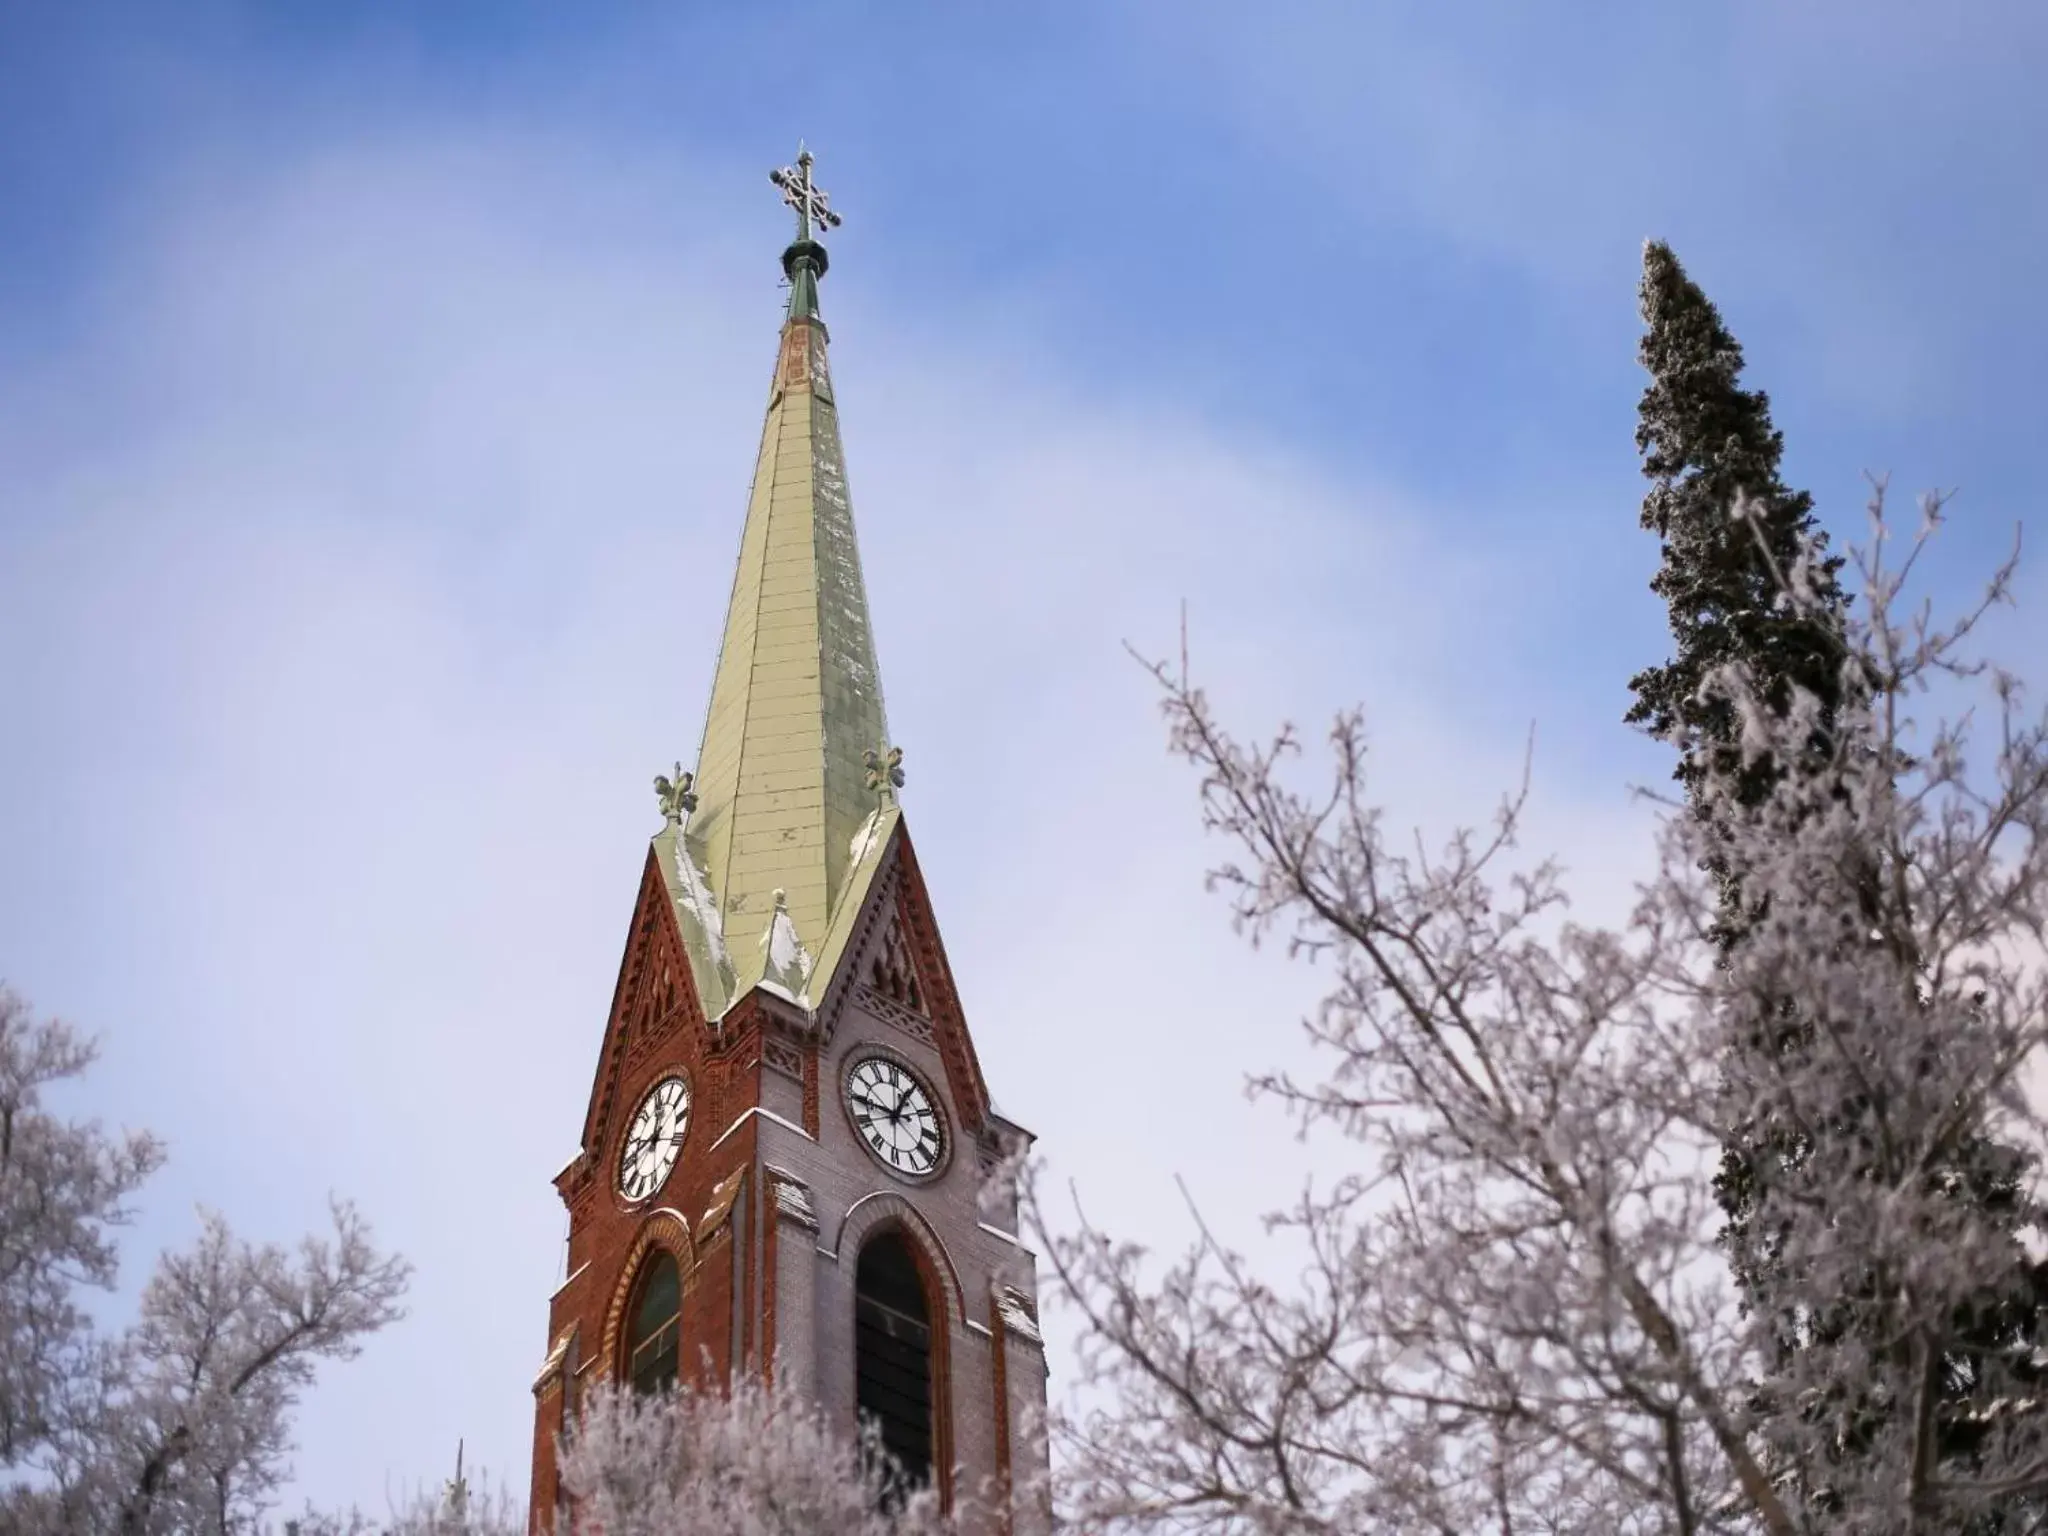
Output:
810 391 844 925
704 369 792 922
810 386 887 941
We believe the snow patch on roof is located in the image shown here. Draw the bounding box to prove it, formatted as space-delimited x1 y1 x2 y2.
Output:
760 888 815 1007
848 806 885 867
671 833 729 972
994 1285 1042 1344
765 1165 819 1229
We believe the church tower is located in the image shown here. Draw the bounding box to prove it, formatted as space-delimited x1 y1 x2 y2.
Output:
527 151 1050 1531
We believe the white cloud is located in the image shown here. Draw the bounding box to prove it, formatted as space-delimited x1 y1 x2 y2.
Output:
1144 0 2048 423
0 122 1658 1512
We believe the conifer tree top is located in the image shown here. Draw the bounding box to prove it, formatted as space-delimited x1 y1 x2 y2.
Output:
1626 241 1847 810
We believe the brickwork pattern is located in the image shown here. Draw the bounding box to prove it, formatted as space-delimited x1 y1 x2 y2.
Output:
530 828 1049 1534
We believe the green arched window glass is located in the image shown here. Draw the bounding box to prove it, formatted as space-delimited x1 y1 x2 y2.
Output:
626 1251 680 1395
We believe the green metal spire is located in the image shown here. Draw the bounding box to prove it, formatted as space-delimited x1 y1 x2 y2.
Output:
654 147 898 1020
782 240 825 324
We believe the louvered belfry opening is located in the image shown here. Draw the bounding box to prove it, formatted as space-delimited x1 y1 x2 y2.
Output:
855 1230 934 1502
626 1251 681 1395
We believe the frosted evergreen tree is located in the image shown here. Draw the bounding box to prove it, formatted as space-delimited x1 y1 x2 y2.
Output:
1628 244 2048 1526
1627 240 1849 829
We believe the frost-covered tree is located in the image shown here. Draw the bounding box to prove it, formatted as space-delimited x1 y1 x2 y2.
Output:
551 1372 966 1536
0 988 162 1466
1629 246 2048 1524
0 989 410 1534
1036 488 2048 1533
300 1343 1046 1534
281 1446 525 1536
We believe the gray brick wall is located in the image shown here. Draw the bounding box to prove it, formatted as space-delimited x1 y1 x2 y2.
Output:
752 983 1049 1531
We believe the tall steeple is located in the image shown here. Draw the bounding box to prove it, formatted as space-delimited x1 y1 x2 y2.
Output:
533 151 1050 1534
655 147 898 1020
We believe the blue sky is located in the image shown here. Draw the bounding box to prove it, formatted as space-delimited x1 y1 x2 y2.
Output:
4 0 2045 1518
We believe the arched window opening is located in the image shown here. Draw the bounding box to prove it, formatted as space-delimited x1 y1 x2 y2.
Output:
855 1231 934 1503
626 1251 680 1395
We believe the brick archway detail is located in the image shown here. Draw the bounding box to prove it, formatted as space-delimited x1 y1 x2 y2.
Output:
837 1190 962 1513
599 1207 697 1380
833 1190 964 1327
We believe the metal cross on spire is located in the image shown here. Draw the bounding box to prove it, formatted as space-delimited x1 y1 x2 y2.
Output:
769 144 843 243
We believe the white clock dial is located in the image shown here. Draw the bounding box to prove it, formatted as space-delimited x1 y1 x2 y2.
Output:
618 1075 690 1202
846 1056 944 1179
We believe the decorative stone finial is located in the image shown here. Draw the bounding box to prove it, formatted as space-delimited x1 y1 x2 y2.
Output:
654 763 698 824
864 745 905 800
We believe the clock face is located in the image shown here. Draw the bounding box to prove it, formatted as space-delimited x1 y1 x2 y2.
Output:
618 1075 690 1202
846 1056 945 1179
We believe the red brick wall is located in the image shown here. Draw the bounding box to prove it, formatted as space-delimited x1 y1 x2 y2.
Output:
527 866 774 1530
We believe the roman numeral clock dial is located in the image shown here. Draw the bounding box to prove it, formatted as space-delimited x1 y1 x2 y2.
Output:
617 1075 690 1203
845 1056 945 1179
